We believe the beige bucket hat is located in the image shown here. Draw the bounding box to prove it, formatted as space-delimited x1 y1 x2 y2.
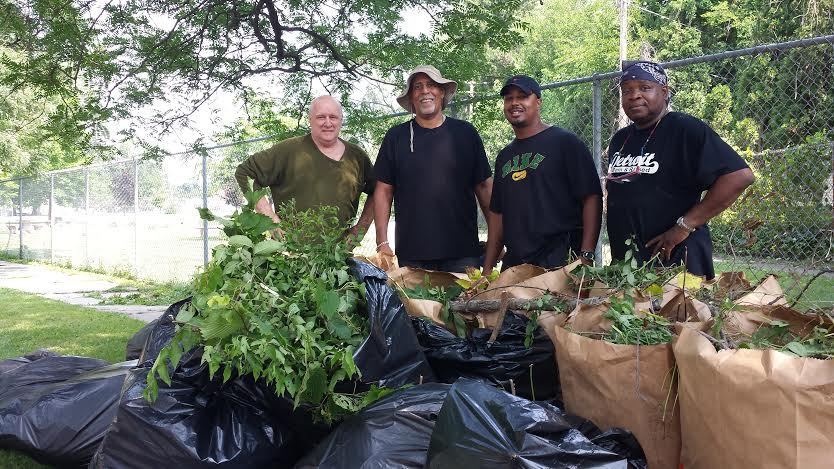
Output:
396 65 458 113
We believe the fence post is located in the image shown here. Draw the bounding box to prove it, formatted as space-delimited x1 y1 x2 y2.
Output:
133 158 139 276
202 152 209 268
592 77 604 264
84 168 89 267
17 178 23 259
49 175 54 263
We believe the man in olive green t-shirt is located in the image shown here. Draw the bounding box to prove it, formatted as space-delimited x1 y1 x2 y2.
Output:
234 96 375 238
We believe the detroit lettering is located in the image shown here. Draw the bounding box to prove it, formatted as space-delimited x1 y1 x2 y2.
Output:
501 152 546 178
608 151 660 174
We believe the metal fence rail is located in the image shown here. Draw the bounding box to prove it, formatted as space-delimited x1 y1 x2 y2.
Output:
0 35 831 308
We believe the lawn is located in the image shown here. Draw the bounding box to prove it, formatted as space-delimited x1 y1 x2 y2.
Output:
0 288 146 468
714 261 834 310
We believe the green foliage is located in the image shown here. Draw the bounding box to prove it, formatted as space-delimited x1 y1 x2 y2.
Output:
398 275 468 337
144 192 371 422
573 240 681 295
738 320 834 359
603 295 674 346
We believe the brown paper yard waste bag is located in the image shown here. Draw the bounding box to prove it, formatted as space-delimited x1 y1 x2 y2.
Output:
674 327 834 469
553 325 681 469
387 267 467 328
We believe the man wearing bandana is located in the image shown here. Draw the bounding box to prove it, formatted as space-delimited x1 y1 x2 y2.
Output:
605 61 755 279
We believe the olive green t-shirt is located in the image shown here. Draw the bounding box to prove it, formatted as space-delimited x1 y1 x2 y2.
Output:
234 134 375 227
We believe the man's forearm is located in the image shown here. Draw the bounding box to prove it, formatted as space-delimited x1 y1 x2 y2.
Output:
373 182 394 243
482 212 503 272
355 195 374 231
580 194 602 251
684 168 755 227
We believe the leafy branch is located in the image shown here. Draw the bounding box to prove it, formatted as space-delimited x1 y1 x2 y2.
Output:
144 190 374 422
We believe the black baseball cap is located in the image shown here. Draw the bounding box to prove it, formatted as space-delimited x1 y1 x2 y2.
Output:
500 75 542 98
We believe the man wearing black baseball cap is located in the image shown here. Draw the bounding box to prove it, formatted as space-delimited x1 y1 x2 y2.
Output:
605 61 754 279
483 75 602 273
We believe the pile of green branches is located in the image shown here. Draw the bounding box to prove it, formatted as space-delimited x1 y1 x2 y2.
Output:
144 190 376 422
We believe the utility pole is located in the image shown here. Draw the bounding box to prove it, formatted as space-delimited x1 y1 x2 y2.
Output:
618 0 630 128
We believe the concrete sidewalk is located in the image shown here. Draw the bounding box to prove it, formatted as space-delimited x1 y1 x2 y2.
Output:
0 260 166 322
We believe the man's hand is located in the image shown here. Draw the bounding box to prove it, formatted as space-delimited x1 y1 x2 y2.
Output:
579 256 594 266
376 242 396 270
646 225 690 261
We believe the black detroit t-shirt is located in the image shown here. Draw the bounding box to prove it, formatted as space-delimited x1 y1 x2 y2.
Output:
374 117 492 261
606 112 749 278
491 126 602 266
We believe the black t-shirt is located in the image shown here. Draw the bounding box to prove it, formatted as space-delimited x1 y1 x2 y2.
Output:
491 126 602 266
374 117 492 261
605 112 749 278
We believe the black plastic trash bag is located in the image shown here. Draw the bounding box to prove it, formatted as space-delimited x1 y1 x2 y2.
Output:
425 378 646 469
294 383 449 469
125 319 159 361
92 261 433 468
411 311 558 400
0 351 135 468
138 298 190 365
350 260 435 386
90 348 329 469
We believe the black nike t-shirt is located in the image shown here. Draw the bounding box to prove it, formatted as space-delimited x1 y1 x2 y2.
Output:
605 112 749 278
374 117 492 261
491 126 602 267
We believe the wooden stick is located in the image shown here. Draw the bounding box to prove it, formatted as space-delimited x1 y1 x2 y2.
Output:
449 295 607 314
488 291 511 343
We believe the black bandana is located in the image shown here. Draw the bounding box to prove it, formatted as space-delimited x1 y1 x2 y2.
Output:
621 61 667 86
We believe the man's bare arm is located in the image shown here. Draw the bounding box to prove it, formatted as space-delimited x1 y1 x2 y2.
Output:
348 195 374 239
580 194 602 257
373 181 395 256
482 212 504 275
647 168 755 259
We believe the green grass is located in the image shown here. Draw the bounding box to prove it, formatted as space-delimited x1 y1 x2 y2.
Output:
0 288 146 468
0 253 192 306
714 262 834 310
88 280 192 306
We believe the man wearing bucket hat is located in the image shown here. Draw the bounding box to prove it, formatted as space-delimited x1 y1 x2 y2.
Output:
483 75 603 273
373 65 494 273
605 61 754 279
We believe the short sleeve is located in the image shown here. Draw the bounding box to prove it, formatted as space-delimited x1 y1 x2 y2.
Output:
563 134 602 200
373 129 397 185
692 121 749 190
469 126 492 186
358 149 375 194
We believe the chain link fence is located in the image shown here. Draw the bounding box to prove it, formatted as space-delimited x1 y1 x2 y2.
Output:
0 35 831 308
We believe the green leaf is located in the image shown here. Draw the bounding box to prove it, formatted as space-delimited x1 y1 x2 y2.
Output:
176 307 195 323
228 235 253 248
157 359 171 386
199 310 244 341
342 346 358 377
329 318 354 340
253 239 284 256
316 290 341 317
243 189 271 208
223 365 233 383
300 365 327 403
197 207 216 221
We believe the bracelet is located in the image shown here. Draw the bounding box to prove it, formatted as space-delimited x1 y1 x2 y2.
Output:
376 240 390 249
676 216 696 233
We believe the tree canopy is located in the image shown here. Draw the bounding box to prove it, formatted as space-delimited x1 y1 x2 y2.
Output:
0 0 527 176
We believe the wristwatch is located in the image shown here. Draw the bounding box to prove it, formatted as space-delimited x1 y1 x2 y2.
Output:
676 216 696 233
580 250 595 261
